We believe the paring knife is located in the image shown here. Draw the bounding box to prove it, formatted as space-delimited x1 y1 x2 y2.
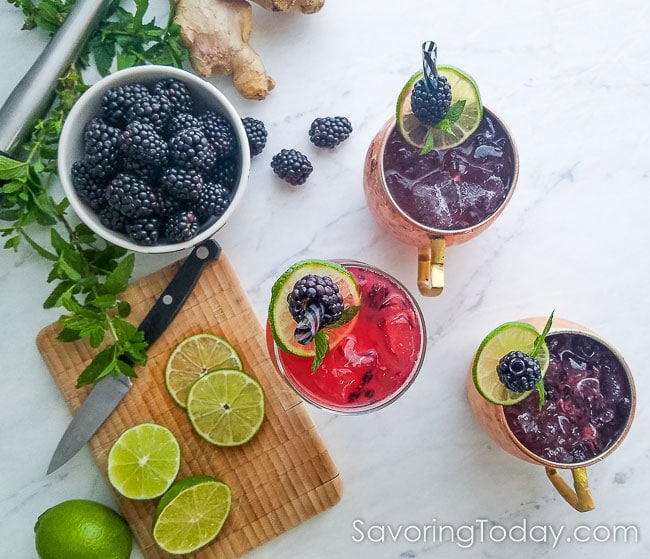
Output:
47 239 222 475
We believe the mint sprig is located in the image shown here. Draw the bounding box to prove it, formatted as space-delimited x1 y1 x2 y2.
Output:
530 310 554 410
310 305 360 373
420 100 466 155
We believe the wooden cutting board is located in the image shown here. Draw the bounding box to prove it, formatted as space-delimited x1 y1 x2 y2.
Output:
36 251 343 558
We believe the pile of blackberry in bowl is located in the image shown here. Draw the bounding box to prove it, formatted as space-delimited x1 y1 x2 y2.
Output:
58 66 250 253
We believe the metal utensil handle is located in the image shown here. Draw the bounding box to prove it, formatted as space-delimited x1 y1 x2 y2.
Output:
0 0 113 155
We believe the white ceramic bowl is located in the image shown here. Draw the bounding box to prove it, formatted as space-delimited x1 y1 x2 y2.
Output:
58 65 250 253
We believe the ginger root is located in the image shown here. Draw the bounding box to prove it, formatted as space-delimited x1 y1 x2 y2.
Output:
175 0 275 100
174 0 325 99
250 0 324 13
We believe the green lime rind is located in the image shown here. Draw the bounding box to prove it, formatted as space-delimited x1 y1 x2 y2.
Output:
472 321 550 406
396 65 483 151
153 475 232 555
268 259 360 358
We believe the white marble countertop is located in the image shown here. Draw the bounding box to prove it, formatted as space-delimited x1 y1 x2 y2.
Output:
1 1 649 557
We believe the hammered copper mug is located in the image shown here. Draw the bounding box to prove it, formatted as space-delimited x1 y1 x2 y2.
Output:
467 317 636 512
363 108 519 297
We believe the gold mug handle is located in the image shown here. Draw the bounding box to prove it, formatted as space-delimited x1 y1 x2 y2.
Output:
417 237 445 297
545 467 595 512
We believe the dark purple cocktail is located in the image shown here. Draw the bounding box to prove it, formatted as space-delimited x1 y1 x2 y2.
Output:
383 109 516 231
504 332 633 465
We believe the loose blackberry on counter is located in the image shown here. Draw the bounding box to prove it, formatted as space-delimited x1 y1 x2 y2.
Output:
242 117 267 156
308 116 352 148
271 149 313 186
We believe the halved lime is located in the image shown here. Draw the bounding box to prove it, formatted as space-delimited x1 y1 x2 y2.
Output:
165 333 243 409
268 259 361 357
472 322 550 406
187 369 265 446
107 423 180 500
396 65 483 151
153 475 231 554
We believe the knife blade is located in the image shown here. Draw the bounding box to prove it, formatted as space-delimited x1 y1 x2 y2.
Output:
46 239 222 474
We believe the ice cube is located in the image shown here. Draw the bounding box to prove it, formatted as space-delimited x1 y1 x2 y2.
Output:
341 337 378 369
411 181 453 228
383 311 415 360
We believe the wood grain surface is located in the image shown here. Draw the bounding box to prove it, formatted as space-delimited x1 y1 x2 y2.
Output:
36 251 343 558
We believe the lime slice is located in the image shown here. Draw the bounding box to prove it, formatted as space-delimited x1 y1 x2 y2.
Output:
268 259 361 357
153 475 231 554
187 369 265 446
396 65 483 151
107 423 180 500
165 333 243 409
472 322 550 405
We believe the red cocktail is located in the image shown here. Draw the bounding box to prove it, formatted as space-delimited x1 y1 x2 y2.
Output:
266 261 425 413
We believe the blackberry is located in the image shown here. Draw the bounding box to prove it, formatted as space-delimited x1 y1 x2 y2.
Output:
120 121 168 169
209 158 239 190
151 78 193 114
101 83 150 127
125 216 161 246
287 275 344 326
168 127 216 171
200 111 237 159
496 351 542 393
270 149 313 186
106 173 159 218
157 193 184 218
160 167 204 203
308 116 352 149
194 181 230 222
122 157 162 183
167 112 201 137
98 205 127 234
71 161 107 210
165 210 199 242
126 94 173 134
410 75 452 125
83 118 121 178
241 117 267 156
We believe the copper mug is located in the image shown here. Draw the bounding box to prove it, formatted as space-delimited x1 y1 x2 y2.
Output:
467 317 636 512
363 108 519 297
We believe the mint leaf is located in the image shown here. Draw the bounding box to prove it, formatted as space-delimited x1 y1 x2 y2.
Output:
531 310 554 358
445 100 466 125
327 306 360 329
536 379 546 410
311 330 329 374
75 345 117 387
103 253 135 295
420 128 436 155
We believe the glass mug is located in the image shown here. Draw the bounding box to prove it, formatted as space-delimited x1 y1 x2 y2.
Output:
467 317 636 512
363 108 519 296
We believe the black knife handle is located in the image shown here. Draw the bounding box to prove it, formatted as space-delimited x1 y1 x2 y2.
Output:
138 239 221 346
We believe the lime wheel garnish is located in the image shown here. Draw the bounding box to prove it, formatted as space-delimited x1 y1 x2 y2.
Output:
397 65 483 151
472 322 550 406
268 259 361 358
